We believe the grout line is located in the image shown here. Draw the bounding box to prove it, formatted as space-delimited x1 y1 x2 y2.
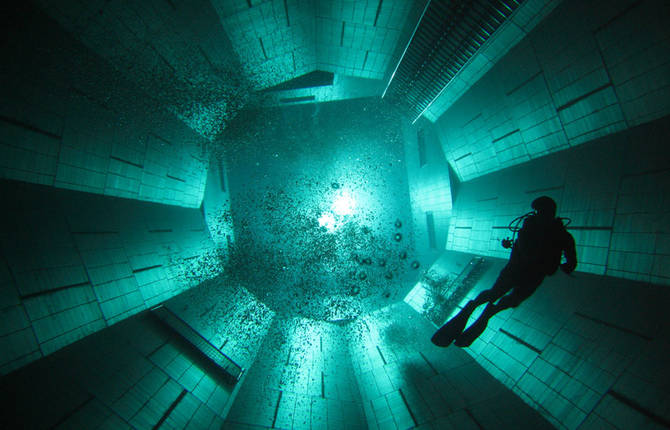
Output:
373 0 384 27
528 37 570 145
132 264 163 274
608 389 670 429
198 45 218 76
419 352 438 375
259 37 268 60
398 388 417 427
499 328 543 354
66 216 109 327
153 389 187 430
594 30 629 129
271 391 283 429
321 372 325 398
69 86 112 111
110 155 144 169
20 280 91 301
555 83 613 112
376 345 387 365
148 340 169 358
505 70 543 96
166 174 186 183
454 152 472 162
0 115 61 140
463 112 482 127
134 378 169 425
50 394 95 429
621 166 670 179
604 156 626 271
592 0 644 34
573 311 652 341
464 407 486 430
524 185 564 194
283 0 290 26
491 128 520 143
149 133 172 146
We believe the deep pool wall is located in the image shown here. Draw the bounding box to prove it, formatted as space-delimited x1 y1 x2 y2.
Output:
0 180 220 375
0 3 210 208
433 0 670 182
0 309 233 429
443 114 670 429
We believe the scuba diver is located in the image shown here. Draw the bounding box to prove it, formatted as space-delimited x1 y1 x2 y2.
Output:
432 196 577 348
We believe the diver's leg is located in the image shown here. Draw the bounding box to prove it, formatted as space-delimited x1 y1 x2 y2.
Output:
471 264 515 307
431 266 512 347
430 300 478 346
470 288 499 306
454 275 543 347
488 290 527 315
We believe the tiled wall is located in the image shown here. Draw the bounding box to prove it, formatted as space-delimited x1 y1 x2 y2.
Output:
0 180 220 375
2 310 233 429
203 156 235 249
435 0 670 182
1 4 208 208
165 277 275 372
444 113 670 285
424 0 563 121
402 120 453 260
348 302 552 429
212 0 421 88
447 253 670 430
224 317 367 429
33 0 247 140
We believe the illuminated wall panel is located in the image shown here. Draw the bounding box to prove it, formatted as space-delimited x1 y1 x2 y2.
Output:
0 180 220 374
1 4 208 208
1 310 234 429
445 114 670 285
435 0 670 182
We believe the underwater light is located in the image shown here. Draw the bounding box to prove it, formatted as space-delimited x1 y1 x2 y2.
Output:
331 191 356 216
318 211 337 232
318 190 357 233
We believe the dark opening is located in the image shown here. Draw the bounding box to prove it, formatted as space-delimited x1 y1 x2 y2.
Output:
262 71 334 93
426 211 436 249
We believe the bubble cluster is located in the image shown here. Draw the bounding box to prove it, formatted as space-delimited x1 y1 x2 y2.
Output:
215 99 422 320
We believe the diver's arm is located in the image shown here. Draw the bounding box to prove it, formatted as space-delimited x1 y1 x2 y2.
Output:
561 232 577 273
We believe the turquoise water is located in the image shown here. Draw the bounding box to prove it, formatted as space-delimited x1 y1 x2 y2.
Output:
218 98 419 321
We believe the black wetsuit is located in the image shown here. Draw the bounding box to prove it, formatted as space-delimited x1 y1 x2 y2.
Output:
489 215 577 306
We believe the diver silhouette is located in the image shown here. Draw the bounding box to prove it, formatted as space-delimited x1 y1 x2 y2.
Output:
432 196 577 348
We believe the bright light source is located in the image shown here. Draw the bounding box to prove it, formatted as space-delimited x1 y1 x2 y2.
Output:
331 191 356 216
317 190 357 233
318 211 337 232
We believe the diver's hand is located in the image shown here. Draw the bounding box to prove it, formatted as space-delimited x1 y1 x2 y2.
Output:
560 262 576 274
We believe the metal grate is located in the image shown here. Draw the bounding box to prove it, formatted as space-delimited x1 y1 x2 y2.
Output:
385 0 523 119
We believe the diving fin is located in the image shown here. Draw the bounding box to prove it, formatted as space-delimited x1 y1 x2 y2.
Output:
431 301 476 347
